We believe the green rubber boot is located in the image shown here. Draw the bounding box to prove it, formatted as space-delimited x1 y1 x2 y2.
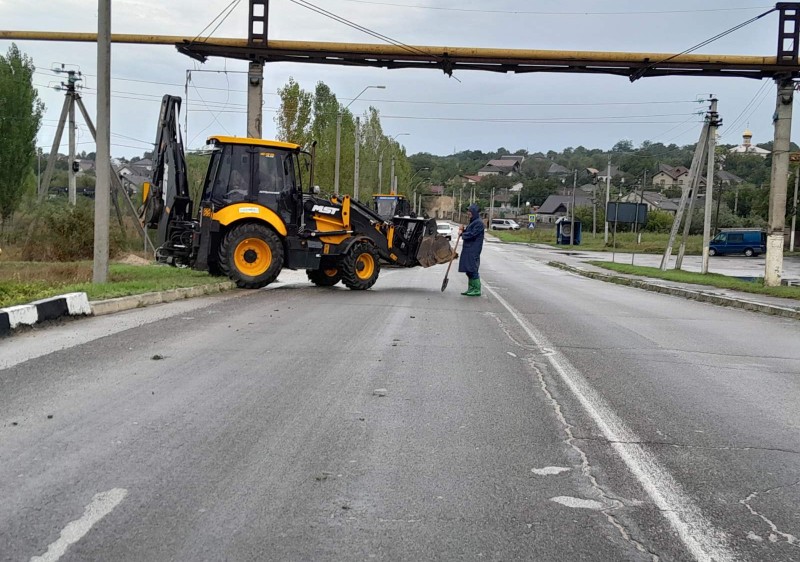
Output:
466 278 481 297
461 278 475 295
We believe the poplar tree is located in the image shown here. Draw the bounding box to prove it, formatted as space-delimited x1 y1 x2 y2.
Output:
0 44 44 224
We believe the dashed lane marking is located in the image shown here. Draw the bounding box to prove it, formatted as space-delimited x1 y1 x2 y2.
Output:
30 488 128 562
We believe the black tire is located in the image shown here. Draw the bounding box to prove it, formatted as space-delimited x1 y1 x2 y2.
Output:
218 223 284 289
708 248 717 256
307 268 342 287
744 248 754 257
341 241 380 290
207 259 225 277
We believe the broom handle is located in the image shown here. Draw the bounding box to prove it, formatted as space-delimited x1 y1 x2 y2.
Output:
444 231 462 279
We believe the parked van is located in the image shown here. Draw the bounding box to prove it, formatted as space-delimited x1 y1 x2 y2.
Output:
709 228 766 257
490 218 521 230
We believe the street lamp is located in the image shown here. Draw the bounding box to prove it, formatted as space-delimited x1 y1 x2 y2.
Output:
379 132 409 192
334 85 386 195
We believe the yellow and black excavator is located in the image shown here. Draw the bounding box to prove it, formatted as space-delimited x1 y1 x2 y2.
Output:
140 95 452 290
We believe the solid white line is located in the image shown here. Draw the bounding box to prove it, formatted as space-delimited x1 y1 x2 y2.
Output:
30 488 128 562
485 284 735 562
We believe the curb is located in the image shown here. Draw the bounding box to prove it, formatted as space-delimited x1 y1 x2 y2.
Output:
0 282 237 337
89 281 236 316
0 293 92 337
548 261 800 321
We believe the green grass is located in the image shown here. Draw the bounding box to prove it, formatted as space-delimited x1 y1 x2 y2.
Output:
0 262 220 308
491 228 704 254
588 261 800 301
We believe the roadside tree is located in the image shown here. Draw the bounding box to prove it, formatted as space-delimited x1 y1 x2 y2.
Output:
0 44 44 227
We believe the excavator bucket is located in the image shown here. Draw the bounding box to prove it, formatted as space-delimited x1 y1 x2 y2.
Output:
416 234 456 267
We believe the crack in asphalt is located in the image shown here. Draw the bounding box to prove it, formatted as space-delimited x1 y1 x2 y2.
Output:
528 357 660 562
486 311 657 559
572 437 800 457
740 479 800 549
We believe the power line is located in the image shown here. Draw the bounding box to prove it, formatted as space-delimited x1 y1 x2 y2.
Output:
632 7 776 80
337 0 773 16
287 0 457 78
722 80 772 138
190 0 242 43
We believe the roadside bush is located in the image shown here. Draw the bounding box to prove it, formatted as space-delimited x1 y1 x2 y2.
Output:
643 210 674 233
21 199 125 261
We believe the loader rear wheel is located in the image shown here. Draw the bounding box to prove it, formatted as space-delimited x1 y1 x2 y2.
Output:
218 223 283 289
307 268 342 287
341 242 380 290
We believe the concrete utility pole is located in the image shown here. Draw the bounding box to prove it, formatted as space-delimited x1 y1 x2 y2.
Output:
604 157 611 243
68 95 76 205
701 98 719 275
666 113 710 271
353 116 361 200
334 85 385 196
93 0 111 284
390 155 396 194
570 169 577 246
791 167 799 252
765 78 794 286
247 62 263 138
246 0 268 138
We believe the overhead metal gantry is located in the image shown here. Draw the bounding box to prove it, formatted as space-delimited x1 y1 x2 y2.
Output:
2 1 800 285
0 31 796 81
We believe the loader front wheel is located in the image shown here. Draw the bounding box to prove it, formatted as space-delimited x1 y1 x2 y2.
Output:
307 268 342 287
341 242 380 290
219 223 284 289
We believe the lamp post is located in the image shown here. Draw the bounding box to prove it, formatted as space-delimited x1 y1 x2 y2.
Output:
409 171 429 214
334 85 385 196
379 132 409 192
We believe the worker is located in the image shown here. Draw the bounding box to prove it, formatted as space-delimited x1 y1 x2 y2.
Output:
458 203 485 297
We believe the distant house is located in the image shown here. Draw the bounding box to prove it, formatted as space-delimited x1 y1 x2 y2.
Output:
546 162 571 177
715 170 744 185
428 185 445 196
130 158 154 176
477 159 521 177
652 164 691 190
596 164 626 183
461 174 484 184
622 191 679 214
537 193 592 223
509 181 523 193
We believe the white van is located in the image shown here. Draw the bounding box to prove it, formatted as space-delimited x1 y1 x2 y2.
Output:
490 219 520 230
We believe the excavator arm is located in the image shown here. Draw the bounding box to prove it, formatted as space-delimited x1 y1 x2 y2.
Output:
140 95 192 250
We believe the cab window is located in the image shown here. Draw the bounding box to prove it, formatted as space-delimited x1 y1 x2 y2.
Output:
210 145 252 204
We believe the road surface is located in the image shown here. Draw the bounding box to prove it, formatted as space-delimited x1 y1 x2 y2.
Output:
1 240 798 561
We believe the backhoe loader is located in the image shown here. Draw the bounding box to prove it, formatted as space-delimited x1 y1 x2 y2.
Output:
140 95 452 290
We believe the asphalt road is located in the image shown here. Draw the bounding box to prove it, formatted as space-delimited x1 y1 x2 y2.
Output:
1 241 799 561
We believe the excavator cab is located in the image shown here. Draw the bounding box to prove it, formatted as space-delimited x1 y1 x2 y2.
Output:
373 194 414 220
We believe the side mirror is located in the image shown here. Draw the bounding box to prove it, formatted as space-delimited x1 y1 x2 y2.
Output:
313 185 321 195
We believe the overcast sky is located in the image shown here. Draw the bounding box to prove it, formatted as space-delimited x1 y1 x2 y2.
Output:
0 0 794 160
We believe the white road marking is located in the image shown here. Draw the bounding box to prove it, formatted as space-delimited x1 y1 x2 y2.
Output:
30 488 127 562
550 496 605 510
484 283 735 562
532 466 571 476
